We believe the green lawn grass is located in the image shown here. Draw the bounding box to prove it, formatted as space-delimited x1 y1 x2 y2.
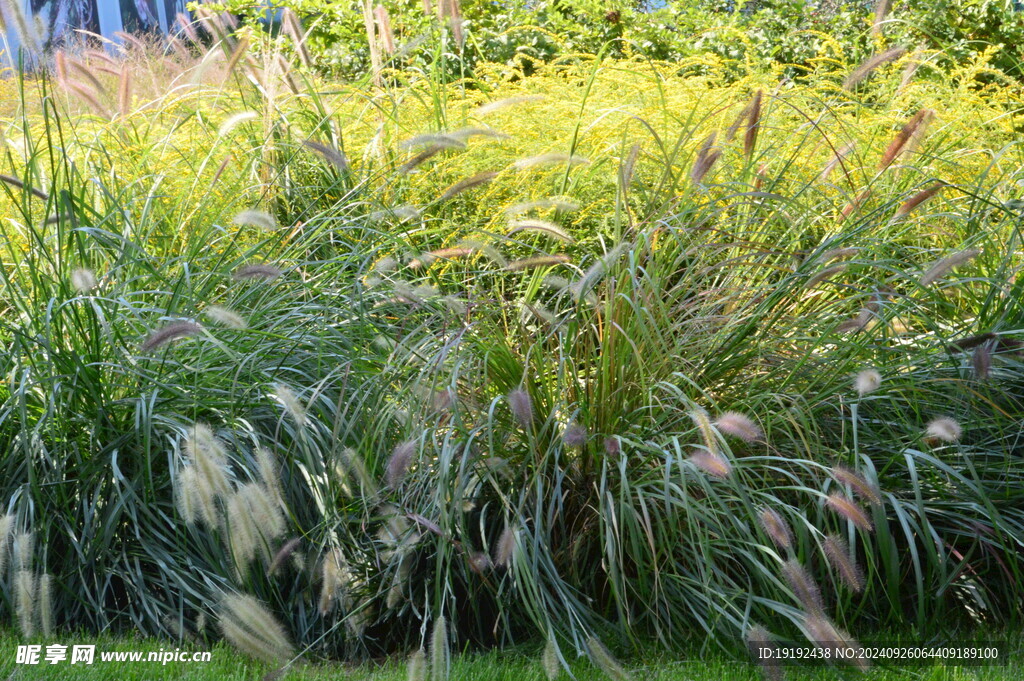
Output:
1 631 1019 680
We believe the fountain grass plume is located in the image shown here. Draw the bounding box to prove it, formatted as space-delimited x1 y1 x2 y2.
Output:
233 264 282 281
843 46 907 90
831 465 882 505
825 492 873 532
920 249 980 287
973 341 993 380
508 220 576 243
16 570 36 636
758 508 794 551
690 132 721 184
140 321 203 352
803 614 869 671
514 152 590 169
204 305 248 329
745 625 783 681
744 90 763 159
879 109 934 170
226 491 262 573
495 525 517 567
542 637 560 680
440 171 499 200
896 182 945 217
782 559 824 613
925 417 962 444
269 537 302 577
805 264 847 288
507 388 534 426
232 209 277 231
585 636 630 681
688 450 732 479
71 268 98 293
715 411 763 443
507 255 572 271
408 648 427 681
304 140 350 172
690 408 718 452
854 369 881 397
387 440 418 488
39 573 53 636
562 423 588 448
273 384 307 427
430 615 450 681
0 514 14 578
218 592 295 663
823 534 864 592
14 531 33 571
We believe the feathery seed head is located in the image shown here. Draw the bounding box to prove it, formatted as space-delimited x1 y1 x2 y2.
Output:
825 492 873 532
175 466 201 525
972 341 993 380
508 388 534 427
508 219 575 244
255 447 283 506
758 508 794 551
745 626 783 681
542 637 560 680
831 465 882 505
387 440 418 488
782 559 824 613
408 649 427 681
140 321 203 352
715 411 763 443
843 46 907 89
467 552 492 574
440 171 499 200
226 491 261 574
39 573 53 636
854 369 882 397
204 305 248 329
506 255 572 271
0 514 14 577
232 264 282 281
430 615 450 681
896 183 945 217
585 637 630 681
925 417 962 444
920 249 980 287
506 198 580 217
689 450 732 479
71 268 98 292
514 152 589 169
495 525 517 567
689 408 717 452
232 209 276 231
823 534 864 592
803 615 869 671
304 140 349 171
16 570 36 636
14 531 33 571
218 592 294 663
562 423 588 448
268 537 301 577
273 384 307 427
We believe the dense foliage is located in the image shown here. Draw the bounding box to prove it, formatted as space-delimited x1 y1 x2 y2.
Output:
1 3 1023 679
192 0 1024 83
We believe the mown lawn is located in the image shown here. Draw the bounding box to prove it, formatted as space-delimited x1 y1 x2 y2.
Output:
1 631 1020 680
